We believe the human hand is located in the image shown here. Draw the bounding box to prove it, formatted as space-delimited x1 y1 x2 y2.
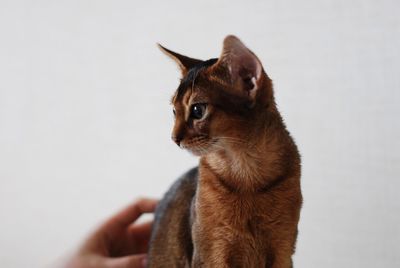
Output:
64 198 158 268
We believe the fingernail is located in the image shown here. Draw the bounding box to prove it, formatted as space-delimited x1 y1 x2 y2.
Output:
141 256 148 268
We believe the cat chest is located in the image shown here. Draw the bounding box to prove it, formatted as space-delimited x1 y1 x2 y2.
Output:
195 191 276 238
193 196 271 264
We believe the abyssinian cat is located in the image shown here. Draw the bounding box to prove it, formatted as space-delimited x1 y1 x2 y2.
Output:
147 35 302 268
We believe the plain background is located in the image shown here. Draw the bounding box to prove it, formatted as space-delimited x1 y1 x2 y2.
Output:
1 0 399 267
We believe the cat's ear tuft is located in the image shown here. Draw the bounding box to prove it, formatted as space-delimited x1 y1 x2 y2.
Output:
157 44 203 76
217 35 263 102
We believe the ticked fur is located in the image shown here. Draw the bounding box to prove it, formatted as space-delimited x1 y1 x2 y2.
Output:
148 36 302 268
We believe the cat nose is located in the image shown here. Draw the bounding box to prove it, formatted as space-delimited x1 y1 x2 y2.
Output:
172 134 183 146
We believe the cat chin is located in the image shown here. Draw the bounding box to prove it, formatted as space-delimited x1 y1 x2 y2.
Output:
183 146 210 157
186 148 207 157
181 140 218 156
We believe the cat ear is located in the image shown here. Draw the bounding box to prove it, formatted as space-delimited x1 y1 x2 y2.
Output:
158 44 203 76
217 35 263 102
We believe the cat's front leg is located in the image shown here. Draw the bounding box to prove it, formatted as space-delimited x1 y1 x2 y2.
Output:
191 249 202 268
270 257 292 268
191 226 238 268
268 248 293 268
191 223 229 268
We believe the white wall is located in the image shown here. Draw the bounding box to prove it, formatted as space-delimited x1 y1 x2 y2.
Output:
0 0 399 267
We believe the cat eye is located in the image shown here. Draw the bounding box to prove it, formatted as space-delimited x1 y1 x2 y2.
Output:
190 103 207 120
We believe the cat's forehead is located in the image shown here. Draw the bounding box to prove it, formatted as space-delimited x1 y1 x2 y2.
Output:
171 58 219 104
171 85 206 108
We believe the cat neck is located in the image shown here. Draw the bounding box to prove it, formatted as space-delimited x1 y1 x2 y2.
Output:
200 111 297 193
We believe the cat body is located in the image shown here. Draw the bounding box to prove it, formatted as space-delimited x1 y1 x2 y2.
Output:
148 36 302 268
149 167 198 267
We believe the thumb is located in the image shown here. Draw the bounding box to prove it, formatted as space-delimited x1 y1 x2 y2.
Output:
105 254 147 268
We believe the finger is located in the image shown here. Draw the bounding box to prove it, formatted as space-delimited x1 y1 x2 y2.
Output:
102 221 154 257
128 221 154 254
105 198 158 228
105 254 147 268
128 220 153 236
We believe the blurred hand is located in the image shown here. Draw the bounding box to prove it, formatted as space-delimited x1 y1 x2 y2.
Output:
64 198 158 268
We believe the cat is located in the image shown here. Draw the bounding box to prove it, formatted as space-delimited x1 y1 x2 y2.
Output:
147 35 302 268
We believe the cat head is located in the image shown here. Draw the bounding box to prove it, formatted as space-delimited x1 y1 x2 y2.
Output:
159 35 274 156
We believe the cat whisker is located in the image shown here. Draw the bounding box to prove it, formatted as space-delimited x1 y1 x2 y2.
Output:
216 136 247 144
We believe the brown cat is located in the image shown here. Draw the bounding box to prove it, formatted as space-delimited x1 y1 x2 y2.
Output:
148 35 302 268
